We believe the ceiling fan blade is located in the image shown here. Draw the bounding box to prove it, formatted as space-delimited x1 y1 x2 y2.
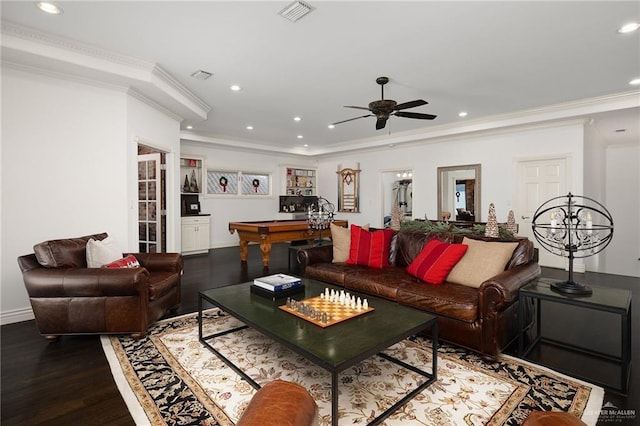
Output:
394 111 437 120
344 105 371 111
331 114 373 125
393 99 428 110
376 117 388 130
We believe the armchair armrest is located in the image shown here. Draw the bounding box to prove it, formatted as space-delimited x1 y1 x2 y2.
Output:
22 267 150 298
128 252 183 274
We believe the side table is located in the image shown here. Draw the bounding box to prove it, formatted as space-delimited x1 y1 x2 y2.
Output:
518 278 632 394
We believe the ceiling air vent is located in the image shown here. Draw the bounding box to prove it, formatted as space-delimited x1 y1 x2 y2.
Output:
278 1 314 23
190 70 212 80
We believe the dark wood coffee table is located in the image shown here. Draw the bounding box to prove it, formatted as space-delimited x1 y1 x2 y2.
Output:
198 278 438 426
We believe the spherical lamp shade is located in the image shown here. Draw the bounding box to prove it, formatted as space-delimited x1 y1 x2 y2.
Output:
531 193 614 296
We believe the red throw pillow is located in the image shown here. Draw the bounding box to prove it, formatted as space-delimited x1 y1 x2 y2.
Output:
406 239 468 284
347 225 394 268
104 254 140 269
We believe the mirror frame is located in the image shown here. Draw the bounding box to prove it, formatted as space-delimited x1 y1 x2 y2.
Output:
437 164 481 222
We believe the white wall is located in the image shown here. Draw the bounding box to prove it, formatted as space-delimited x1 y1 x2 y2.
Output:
314 123 585 230
180 141 317 248
603 143 640 277
1 67 182 323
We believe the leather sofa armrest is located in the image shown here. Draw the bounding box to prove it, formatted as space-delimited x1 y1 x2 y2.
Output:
296 245 334 276
22 267 150 298
479 262 542 309
128 252 183 274
297 245 333 266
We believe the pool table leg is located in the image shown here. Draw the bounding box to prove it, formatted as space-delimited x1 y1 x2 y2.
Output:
259 241 272 267
239 240 249 262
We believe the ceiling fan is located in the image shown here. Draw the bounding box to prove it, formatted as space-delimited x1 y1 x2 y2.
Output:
332 76 437 130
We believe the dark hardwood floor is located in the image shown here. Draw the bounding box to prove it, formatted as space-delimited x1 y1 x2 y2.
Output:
2 244 638 425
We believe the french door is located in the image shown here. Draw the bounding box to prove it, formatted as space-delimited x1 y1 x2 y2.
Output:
138 153 162 253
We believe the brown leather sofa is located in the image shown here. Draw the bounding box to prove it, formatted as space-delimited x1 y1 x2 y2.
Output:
17 233 183 341
297 230 540 358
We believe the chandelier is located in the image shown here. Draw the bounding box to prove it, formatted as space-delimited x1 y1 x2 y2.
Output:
307 197 336 245
531 193 614 296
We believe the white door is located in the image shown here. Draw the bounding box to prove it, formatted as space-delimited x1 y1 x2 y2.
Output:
516 157 568 269
138 153 162 253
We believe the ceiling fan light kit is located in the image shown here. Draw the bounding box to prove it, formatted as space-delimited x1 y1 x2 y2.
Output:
332 76 437 130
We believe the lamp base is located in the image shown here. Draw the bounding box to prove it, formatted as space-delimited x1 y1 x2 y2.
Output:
550 280 592 296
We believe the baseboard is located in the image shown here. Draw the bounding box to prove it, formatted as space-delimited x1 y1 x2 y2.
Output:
1 307 34 325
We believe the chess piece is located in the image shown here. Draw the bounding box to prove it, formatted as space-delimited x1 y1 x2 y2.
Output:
363 299 369 309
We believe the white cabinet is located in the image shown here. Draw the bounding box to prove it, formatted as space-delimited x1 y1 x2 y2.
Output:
181 215 210 255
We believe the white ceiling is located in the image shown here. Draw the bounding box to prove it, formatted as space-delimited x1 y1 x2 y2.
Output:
1 1 639 155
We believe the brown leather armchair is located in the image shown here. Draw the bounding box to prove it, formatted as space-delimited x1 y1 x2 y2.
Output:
17 233 183 341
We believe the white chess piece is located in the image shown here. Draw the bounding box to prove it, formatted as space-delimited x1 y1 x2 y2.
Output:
363 299 369 309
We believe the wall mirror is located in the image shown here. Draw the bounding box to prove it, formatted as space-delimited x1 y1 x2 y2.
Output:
437 164 481 222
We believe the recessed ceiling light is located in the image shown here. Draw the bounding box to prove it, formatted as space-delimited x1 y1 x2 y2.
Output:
328 124 335 129
246 125 254 130
458 111 468 117
230 85 242 92
293 116 302 122
297 135 303 139
186 125 193 130
36 2 62 14
629 78 640 86
303 144 309 148
618 22 640 34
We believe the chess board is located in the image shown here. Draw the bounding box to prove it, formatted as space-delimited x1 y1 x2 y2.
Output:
279 295 374 328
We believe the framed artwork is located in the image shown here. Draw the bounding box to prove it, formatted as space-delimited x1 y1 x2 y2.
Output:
337 167 360 212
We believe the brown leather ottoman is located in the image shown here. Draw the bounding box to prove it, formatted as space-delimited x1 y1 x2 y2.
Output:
523 411 587 426
236 380 317 426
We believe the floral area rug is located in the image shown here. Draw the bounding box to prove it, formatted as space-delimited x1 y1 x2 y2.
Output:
101 309 603 426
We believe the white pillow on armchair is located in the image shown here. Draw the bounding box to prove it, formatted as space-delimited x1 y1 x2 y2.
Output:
86 236 122 268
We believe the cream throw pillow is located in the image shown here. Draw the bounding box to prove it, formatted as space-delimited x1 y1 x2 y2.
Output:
446 237 519 288
331 223 368 263
86 236 122 268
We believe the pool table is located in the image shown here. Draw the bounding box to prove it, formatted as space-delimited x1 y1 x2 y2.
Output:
228 219 348 267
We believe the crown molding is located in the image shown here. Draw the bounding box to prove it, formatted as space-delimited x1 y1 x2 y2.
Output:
1 20 210 121
306 90 640 156
183 90 638 158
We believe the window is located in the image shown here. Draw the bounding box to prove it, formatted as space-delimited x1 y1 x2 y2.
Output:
206 170 270 196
